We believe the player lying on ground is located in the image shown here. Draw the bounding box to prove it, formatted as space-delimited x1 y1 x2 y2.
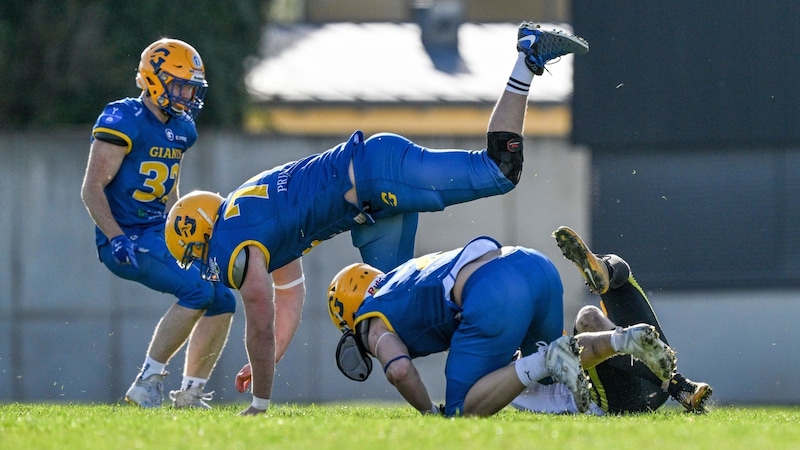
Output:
511 227 713 414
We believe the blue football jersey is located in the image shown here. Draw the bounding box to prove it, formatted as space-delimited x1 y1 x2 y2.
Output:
207 132 362 287
354 236 503 358
91 96 197 245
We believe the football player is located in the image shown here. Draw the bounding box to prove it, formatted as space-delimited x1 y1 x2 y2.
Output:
319 236 674 417
167 23 589 415
511 227 713 414
81 38 235 409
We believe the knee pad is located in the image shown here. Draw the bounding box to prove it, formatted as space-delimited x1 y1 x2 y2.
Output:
486 131 524 185
603 254 631 290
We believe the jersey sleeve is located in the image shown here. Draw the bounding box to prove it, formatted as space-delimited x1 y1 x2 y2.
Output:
91 99 140 151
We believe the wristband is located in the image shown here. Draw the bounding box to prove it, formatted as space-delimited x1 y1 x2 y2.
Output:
273 275 305 290
251 396 271 410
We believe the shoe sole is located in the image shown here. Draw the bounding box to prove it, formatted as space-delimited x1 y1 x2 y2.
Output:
553 226 610 294
518 23 589 55
626 325 677 381
689 383 713 413
535 29 590 55
548 337 592 413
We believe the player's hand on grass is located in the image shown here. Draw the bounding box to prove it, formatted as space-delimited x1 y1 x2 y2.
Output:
110 235 148 269
235 363 252 393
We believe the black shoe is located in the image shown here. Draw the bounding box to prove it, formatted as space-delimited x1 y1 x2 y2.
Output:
668 373 713 413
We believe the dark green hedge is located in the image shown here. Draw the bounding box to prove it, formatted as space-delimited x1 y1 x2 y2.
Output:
0 0 267 128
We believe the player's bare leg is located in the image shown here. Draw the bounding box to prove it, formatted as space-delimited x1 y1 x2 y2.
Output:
486 24 589 186
168 312 233 408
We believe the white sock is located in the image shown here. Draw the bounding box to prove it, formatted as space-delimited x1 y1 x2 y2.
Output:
181 376 207 391
506 53 535 95
514 349 548 387
610 326 625 353
139 356 166 380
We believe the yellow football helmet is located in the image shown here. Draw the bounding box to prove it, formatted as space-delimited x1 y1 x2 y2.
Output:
135 38 208 120
165 190 223 270
327 263 384 332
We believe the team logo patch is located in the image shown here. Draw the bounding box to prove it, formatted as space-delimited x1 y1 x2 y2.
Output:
102 107 124 124
165 129 175 141
381 192 398 207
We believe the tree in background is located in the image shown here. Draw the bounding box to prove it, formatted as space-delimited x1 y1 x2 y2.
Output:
0 0 267 128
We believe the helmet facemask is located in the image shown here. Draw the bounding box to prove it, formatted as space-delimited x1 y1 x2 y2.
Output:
159 72 208 120
177 240 208 270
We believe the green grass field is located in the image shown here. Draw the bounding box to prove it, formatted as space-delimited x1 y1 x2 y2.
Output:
2 402 799 450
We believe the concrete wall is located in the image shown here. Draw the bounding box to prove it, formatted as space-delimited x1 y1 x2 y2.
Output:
0 130 793 407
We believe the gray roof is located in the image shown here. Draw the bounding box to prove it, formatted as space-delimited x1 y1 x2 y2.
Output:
245 22 575 105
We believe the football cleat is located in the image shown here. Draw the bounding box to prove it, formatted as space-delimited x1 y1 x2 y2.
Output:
125 372 168 408
613 324 677 381
169 386 215 409
544 336 592 413
553 226 611 294
669 373 713 413
517 22 589 75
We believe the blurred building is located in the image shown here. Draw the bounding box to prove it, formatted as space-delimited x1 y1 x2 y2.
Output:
245 0 575 138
